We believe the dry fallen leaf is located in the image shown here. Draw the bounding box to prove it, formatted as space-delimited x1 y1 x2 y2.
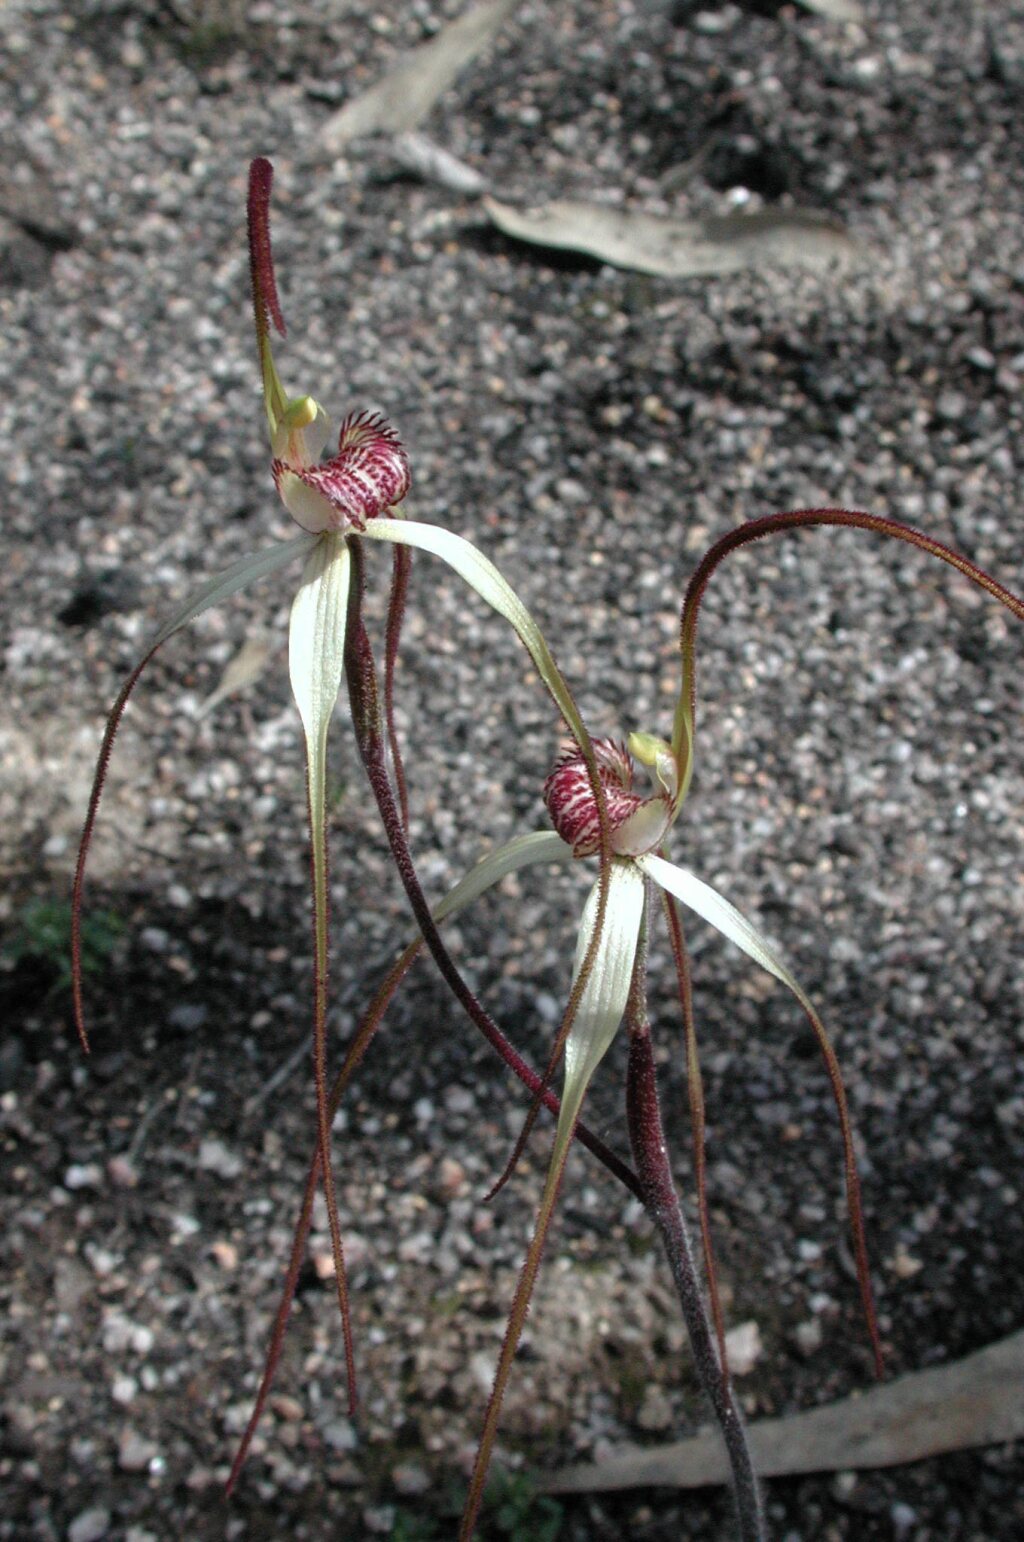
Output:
484 198 857 280
794 0 865 21
321 0 521 152
545 1331 1024 1493
196 636 272 719
392 132 487 196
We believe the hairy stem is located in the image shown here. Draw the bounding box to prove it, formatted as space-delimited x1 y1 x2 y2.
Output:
343 538 643 1199
626 977 765 1542
458 1130 570 1539
228 937 422 1491
384 539 412 832
72 643 162 1051
673 507 1024 806
659 885 727 1375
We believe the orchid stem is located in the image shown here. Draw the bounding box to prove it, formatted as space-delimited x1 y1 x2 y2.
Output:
227 936 423 1492
343 538 643 1199
673 506 1024 807
626 948 766 1542
384 539 412 832
659 885 728 1378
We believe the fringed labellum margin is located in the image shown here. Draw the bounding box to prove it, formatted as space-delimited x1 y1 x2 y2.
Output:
543 736 674 858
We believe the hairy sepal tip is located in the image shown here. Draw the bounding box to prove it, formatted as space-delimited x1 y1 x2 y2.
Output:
247 157 286 339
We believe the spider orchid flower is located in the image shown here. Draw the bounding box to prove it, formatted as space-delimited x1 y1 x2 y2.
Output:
72 157 617 1411
446 724 866 1539
450 507 1024 1540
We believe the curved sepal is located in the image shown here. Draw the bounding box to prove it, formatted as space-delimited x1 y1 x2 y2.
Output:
637 852 811 1005
434 831 571 922
151 535 315 651
288 533 353 1374
72 533 314 1052
553 860 646 1168
361 517 591 755
637 850 883 1374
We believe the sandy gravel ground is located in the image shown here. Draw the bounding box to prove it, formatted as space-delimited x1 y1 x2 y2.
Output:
2 2 1023 1538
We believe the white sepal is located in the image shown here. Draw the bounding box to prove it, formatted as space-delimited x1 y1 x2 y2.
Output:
289 534 351 792
434 831 571 923
288 535 351 973
637 852 819 1016
362 517 589 754
150 534 315 651
551 859 646 1168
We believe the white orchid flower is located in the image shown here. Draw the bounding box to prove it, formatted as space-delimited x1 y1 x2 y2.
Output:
454 503 1024 1538
72 157 612 1416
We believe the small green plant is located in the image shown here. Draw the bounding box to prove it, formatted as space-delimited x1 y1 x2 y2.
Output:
389 1472 562 1542
4 897 120 996
389 1508 440 1542
485 1470 563 1541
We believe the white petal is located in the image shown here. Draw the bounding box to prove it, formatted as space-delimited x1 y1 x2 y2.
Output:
288 537 351 949
434 831 571 923
552 860 646 1168
611 795 673 857
288 535 350 774
362 517 589 754
637 852 816 1014
150 534 315 651
277 468 339 533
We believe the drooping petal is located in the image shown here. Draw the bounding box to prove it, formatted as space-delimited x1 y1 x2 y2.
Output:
434 830 571 922
457 859 646 1541
636 853 811 998
290 529 350 747
672 506 1024 822
638 850 883 1374
72 532 315 1051
275 412 411 534
288 533 352 1385
150 534 316 650
552 859 647 1170
361 516 591 757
